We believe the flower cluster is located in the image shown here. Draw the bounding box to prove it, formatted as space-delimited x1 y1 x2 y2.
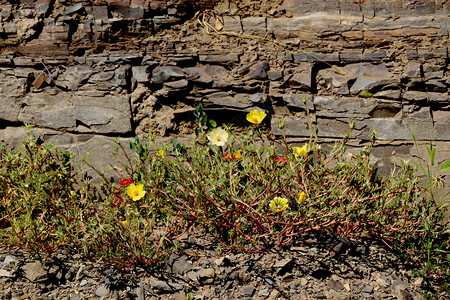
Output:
223 150 242 160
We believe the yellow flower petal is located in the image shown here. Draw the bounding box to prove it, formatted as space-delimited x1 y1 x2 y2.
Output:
297 192 306 204
246 110 267 124
269 197 289 213
293 144 308 157
127 183 146 201
122 220 128 226
233 150 242 160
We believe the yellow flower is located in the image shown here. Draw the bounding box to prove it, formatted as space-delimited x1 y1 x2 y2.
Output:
293 144 308 157
127 183 146 201
269 197 289 213
246 110 267 124
297 192 306 204
122 220 128 226
207 127 229 147
233 150 242 160
157 150 165 157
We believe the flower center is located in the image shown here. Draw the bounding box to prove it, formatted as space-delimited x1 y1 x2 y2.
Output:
215 137 221 142
133 190 140 196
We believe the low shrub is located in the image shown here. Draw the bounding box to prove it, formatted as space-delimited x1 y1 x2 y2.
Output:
0 107 448 293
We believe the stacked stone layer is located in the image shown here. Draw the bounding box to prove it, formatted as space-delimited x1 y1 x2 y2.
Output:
0 0 448 180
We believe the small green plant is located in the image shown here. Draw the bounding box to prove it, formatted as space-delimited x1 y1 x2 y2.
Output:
0 130 81 261
0 109 447 296
360 92 373 98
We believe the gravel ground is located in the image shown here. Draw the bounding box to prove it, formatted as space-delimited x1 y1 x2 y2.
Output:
0 233 440 299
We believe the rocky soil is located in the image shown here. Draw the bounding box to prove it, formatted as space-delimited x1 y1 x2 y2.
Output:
0 232 439 299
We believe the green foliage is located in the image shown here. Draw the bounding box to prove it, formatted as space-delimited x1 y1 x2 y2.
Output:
0 115 447 293
0 135 81 260
360 92 373 98
440 160 450 172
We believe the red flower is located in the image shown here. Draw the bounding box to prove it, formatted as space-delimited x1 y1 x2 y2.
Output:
273 155 287 166
222 152 232 160
120 178 132 186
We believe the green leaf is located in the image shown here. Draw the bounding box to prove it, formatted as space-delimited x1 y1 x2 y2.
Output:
426 143 436 166
413 162 430 177
439 159 450 172
411 131 417 143
209 119 217 128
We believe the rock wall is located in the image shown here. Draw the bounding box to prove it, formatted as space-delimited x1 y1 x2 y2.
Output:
0 0 448 181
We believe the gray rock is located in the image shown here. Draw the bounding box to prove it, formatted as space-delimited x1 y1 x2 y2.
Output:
35 1 50 15
293 53 339 62
340 50 363 62
286 63 313 90
114 66 130 86
350 77 397 95
403 91 428 101
313 96 380 117
95 285 109 297
186 65 230 85
249 94 267 104
316 118 367 139
280 94 314 110
112 7 144 19
0 269 11 280
186 270 200 284
0 127 31 151
197 268 215 284
374 90 401 100
268 70 283 81
402 61 422 78
149 278 183 293
362 284 373 293
18 92 132 134
341 63 396 94
3 256 18 268
433 111 450 140
273 258 294 275
329 279 345 291
164 79 188 90
427 92 448 103
172 256 192 274
318 68 355 95
70 294 82 300
248 61 269 80
92 6 109 19
88 71 115 83
223 16 242 32
64 65 94 91
241 284 255 296
242 17 267 35
365 114 433 141
132 66 150 83
22 261 47 282
271 118 310 137
199 54 240 63
135 285 145 300
152 66 185 84
206 92 253 109
65 3 83 15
